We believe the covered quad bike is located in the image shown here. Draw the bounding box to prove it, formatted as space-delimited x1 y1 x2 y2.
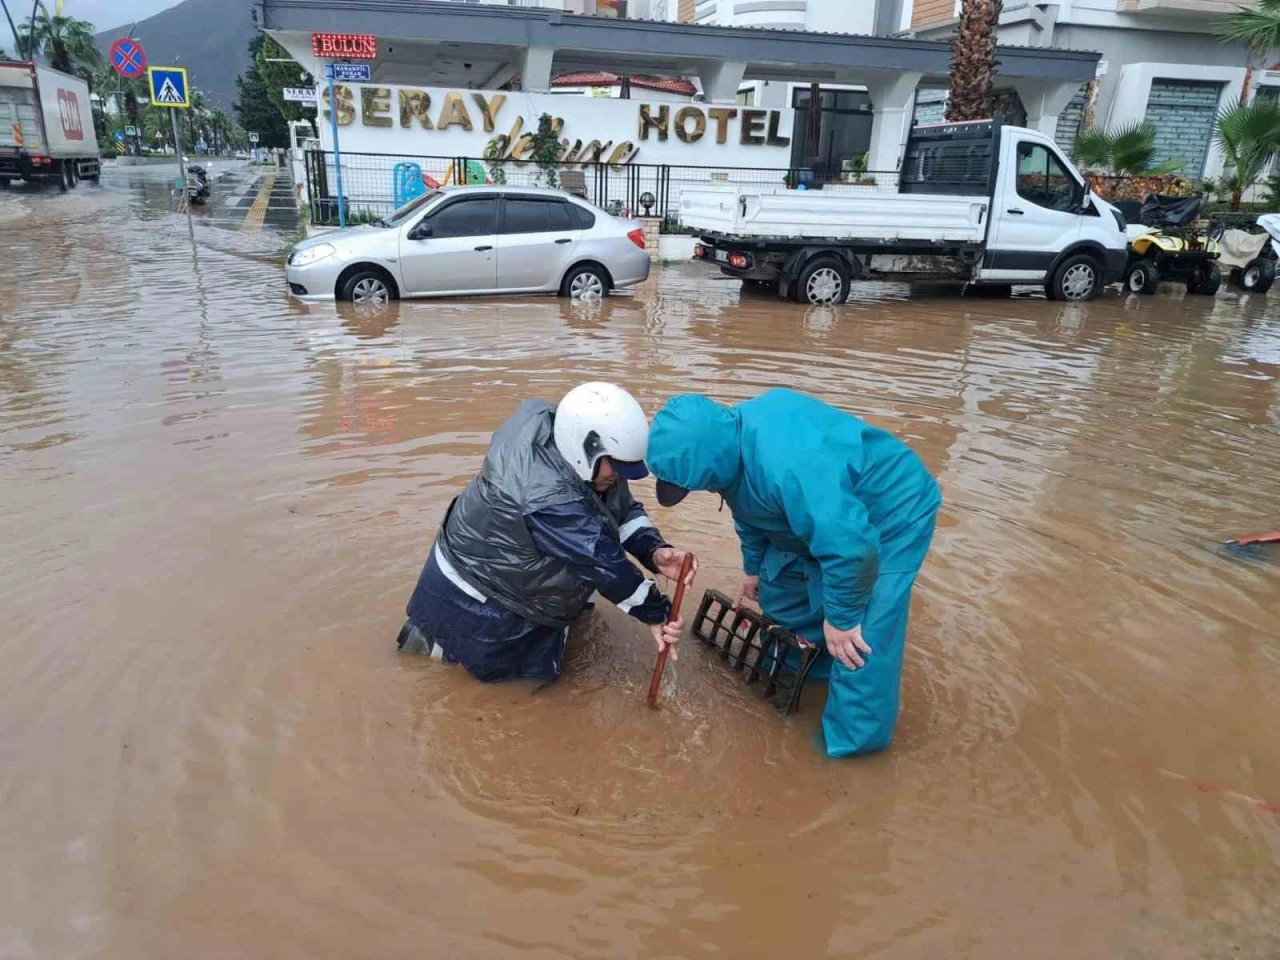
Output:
1219 212 1280 294
1122 194 1223 297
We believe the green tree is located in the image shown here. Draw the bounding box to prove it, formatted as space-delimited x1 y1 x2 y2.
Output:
234 34 290 148
21 5 101 84
947 0 1002 122
255 35 315 128
1213 100 1280 209
1217 0 1280 52
1072 121 1180 176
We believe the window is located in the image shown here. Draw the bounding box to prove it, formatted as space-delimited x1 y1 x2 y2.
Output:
501 198 578 234
569 204 596 230
502 198 549 234
428 197 498 238
546 201 575 232
1015 142 1077 212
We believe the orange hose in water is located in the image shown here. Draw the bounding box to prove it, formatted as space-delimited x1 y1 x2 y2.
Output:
646 554 695 709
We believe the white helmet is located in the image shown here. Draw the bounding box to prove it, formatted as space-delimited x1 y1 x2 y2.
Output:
553 382 651 483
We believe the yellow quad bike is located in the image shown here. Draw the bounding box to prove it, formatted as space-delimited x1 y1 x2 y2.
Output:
1121 193 1223 296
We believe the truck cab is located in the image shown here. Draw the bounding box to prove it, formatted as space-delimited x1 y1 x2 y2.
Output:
903 120 1128 293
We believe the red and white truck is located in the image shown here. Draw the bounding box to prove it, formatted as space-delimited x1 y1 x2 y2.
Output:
0 60 100 190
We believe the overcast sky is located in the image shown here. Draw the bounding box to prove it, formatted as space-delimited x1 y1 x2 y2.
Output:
3 0 178 51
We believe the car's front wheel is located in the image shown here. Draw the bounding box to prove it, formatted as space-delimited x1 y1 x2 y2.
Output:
340 270 396 305
562 263 610 300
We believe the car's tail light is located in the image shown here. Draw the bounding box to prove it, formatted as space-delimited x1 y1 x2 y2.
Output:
627 228 646 250
729 253 749 269
694 244 705 258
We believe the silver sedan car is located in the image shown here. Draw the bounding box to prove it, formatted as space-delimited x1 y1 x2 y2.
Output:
286 186 651 303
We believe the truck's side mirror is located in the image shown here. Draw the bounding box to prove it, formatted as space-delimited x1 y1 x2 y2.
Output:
1076 187 1093 214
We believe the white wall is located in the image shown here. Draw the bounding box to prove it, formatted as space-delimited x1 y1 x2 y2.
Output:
313 84 796 211
319 85 792 165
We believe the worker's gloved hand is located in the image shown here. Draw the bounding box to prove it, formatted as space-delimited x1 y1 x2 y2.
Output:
824 620 872 671
652 547 699 588
651 616 684 661
735 574 760 609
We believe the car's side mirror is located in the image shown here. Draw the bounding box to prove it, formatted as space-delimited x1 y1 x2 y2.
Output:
410 221 433 241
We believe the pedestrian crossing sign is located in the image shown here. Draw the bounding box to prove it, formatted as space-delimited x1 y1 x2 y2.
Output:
148 66 190 109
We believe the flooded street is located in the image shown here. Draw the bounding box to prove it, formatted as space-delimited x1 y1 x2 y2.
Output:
2 167 1279 959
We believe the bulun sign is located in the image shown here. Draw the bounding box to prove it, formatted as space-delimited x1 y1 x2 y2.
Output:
320 85 794 167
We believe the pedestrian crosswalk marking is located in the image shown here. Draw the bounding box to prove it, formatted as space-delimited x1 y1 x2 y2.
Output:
155 79 183 103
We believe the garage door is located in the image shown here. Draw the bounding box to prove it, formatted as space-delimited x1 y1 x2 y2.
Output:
1145 80 1221 177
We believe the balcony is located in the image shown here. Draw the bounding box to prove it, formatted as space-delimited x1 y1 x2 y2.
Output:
1118 0 1258 16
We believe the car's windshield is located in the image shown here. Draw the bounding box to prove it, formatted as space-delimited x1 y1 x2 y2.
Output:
380 191 442 228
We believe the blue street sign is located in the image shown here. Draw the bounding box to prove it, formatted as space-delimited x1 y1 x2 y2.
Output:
330 63 371 83
148 66 190 109
113 130 125 143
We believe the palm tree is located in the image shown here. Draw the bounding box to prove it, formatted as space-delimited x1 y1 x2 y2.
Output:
947 0 1003 122
1218 0 1280 52
21 6 100 79
1072 121 1180 176
1213 99 1280 209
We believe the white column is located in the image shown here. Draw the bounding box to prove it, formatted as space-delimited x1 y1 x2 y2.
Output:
1010 78 1081 139
522 46 556 93
863 71 923 184
697 59 747 104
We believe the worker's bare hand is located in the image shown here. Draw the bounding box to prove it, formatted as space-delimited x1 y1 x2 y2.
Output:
651 616 684 661
653 547 698 588
735 574 760 609
824 620 871 671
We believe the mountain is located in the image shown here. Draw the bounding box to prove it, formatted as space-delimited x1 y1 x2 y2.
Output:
95 0 258 109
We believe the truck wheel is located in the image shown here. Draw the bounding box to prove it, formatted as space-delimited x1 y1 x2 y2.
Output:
0 177 9 189
794 257 850 304
1047 254 1102 302
1124 260 1159 296
1187 262 1222 296
1240 258 1275 293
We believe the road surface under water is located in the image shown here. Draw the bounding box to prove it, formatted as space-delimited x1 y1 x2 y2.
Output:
2 175 1279 959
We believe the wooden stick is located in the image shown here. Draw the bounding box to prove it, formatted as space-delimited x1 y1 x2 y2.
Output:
1228 531 1280 546
646 554 695 709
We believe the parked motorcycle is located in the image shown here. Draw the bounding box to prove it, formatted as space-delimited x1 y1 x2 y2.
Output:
185 163 210 206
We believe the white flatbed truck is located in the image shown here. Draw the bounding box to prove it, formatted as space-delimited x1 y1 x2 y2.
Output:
0 60 101 190
681 119 1129 304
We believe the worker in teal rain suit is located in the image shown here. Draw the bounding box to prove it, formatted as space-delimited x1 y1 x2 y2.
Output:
646 389 942 758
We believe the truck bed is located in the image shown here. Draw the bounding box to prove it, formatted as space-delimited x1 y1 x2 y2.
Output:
679 186 990 244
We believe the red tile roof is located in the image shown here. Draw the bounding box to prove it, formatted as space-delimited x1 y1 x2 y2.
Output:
551 71 697 96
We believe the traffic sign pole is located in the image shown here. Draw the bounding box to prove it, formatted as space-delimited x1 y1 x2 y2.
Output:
325 64 347 229
171 109 195 244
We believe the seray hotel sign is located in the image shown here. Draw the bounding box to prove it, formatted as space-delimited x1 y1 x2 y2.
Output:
320 85 795 167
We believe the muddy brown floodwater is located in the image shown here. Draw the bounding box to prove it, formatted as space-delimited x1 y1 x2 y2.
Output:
2 180 1279 960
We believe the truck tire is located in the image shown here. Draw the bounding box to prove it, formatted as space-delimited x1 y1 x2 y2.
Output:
1047 254 1102 302
1240 258 1275 293
794 256 850 304
1187 262 1222 296
1124 260 1159 296
0 177 9 189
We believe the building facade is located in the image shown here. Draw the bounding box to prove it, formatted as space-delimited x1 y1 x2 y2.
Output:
688 0 911 35
910 0 1264 180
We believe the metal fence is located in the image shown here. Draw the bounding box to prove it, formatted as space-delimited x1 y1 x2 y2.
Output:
303 150 900 226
